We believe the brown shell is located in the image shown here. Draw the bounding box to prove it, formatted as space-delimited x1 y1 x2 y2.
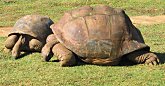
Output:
9 15 53 42
51 5 149 62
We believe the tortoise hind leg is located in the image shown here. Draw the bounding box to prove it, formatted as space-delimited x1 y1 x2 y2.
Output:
52 43 77 67
126 49 159 65
5 34 19 49
29 39 43 52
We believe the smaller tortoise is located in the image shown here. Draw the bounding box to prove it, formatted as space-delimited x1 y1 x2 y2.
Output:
42 5 159 66
5 15 53 58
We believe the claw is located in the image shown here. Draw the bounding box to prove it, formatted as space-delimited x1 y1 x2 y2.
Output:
41 46 53 62
42 53 53 62
41 38 59 62
4 48 11 53
157 58 160 63
148 62 153 66
144 53 159 65
153 61 158 65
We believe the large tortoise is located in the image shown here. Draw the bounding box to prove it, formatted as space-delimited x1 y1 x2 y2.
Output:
5 15 53 58
42 5 159 66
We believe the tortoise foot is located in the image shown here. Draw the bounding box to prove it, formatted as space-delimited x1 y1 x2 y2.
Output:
60 55 77 67
144 53 159 65
52 43 77 67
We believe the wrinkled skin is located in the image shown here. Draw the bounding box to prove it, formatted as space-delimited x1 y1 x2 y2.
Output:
42 5 159 67
5 34 43 58
4 15 53 58
42 34 77 66
42 35 159 66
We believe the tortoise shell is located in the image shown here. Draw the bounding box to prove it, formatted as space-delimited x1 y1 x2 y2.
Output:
9 15 53 42
51 5 149 62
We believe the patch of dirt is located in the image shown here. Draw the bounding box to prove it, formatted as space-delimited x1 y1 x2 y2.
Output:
0 15 164 37
130 15 165 26
0 26 12 37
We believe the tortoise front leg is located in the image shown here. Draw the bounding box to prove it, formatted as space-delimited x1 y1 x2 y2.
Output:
42 34 59 61
143 53 160 65
42 40 58 61
52 43 77 67
126 50 159 65
12 35 24 58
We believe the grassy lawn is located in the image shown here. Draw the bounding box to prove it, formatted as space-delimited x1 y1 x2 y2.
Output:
0 0 165 86
0 0 165 26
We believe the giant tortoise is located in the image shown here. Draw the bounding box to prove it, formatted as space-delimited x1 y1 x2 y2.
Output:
5 15 53 58
42 5 159 66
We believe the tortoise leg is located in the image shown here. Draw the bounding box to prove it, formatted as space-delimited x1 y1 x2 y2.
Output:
126 50 159 65
4 47 11 53
29 38 43 52
52 43 77 67
42 40 58 61
5 34 19 49
12 35 24 58
143 53 160 65
42 34 59 61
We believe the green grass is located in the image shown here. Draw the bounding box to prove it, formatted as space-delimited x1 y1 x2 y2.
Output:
139 24 165 63
0 0 165 86
0 43 165 86
0 0 165 26
0 25 165 86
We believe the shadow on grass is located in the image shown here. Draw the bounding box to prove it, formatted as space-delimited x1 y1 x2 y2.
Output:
44 52 165 67
154 52 165 64
15 52 33 59
119 52 165 66
51 56 88 66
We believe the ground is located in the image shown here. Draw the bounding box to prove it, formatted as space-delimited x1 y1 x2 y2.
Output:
0 26 12 37
0 15 164 37
130 15 165 25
